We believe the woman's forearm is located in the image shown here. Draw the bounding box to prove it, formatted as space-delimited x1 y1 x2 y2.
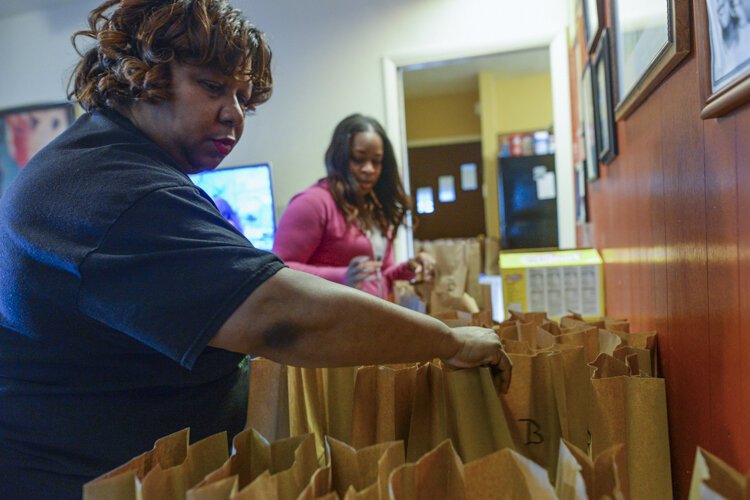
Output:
210 267 457 367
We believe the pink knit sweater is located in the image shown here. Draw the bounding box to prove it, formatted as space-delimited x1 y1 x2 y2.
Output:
272 180 414 299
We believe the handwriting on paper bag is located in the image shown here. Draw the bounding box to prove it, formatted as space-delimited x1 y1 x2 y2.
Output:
519 418 544 445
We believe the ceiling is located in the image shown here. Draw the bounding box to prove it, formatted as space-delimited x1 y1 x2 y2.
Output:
0 0 550 101
403 47 550 99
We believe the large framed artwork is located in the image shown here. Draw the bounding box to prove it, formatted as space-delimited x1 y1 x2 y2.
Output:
0 102 76 196
583 0 606 53
696 0 750 118
581 63 599 181
583 0 605 52
592 28 618 164
611 0 691 120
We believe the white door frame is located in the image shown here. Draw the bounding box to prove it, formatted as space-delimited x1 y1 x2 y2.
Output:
381 31 575 262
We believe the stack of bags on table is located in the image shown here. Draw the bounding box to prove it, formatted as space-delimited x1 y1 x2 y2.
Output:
395 236 499 316
84 310 681 499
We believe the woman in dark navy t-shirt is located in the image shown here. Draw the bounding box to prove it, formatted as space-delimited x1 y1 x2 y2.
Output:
0 1 511 498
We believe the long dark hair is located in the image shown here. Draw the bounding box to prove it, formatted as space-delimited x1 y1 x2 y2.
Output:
325 114 411 235
68 0 272 112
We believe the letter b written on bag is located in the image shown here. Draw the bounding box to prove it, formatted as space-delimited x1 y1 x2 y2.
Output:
519 418 544 445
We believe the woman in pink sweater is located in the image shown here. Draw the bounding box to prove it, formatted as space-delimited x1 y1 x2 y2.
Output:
272 114 433 299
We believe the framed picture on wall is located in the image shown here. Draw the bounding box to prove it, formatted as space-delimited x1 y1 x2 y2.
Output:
583 0 605 52
0 102 76 196
696 0 750 118
592 28 618 164
581 63 599 181
611 0 690 120
575 160 588 223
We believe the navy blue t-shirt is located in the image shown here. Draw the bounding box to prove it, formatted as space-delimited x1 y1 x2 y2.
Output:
0 109 285 499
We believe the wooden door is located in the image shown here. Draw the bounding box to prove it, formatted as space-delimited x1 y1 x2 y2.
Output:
407 141 486 240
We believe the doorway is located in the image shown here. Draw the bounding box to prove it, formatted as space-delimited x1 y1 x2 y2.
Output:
382 32 574 259
400 48 554 244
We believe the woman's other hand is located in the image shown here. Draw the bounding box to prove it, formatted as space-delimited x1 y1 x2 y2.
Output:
408 251 436 283
345 255 381 289
442 326 513 393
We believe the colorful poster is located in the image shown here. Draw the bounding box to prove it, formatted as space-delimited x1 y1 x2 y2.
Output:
0 103 75 196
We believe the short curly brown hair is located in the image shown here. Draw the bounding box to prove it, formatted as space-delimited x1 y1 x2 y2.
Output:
68 0 272 112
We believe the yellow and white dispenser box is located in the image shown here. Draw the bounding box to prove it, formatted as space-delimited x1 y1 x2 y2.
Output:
499 248 604 320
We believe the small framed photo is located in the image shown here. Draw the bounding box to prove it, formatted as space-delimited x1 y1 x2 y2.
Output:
611 0 691 120
0 102 76 196
697 0 750 118
581 63 599 181
582 0 605 53
592 28 618 164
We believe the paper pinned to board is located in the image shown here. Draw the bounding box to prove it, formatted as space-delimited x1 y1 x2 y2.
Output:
460 163 478 190
534 167 556 200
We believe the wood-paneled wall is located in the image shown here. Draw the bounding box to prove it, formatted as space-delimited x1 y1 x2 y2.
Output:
582 3 750 496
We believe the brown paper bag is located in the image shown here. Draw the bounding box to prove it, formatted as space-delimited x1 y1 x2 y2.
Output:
556 324 602 364
495 318 540 350
326 437 404 499
350 365 416 449
541 319 563 336
288 367 328 457
297 465 336 500
388 439 466 500
287 365 358 459
233 433 318 499
689 447 750 500
501 338 536 355
425 240 482 315
324 367 358 445
590 355 672 499
192 429 311 493
548 345 590 453
613 345 651 377
609 329 659 377
499 330 589 457
247 357 289 441
499 351 562 480
186 476 238 500
406 362 449 462
509 310 548 327
555 439 626 500
84 428 228 500
464 447 557 499
286 364 358 458
443 366 515 463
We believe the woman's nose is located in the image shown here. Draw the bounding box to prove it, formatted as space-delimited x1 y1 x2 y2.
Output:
219 96 244 127
361 161 375 173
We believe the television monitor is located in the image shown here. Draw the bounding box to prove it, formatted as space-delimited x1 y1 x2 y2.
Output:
189 163 276 251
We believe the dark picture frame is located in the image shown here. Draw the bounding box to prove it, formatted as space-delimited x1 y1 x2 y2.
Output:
582 0 605 53
696 0 750 118
592 28 618 164
575 160 589 223
611 0 691 120
581 63 599 181
0 102 76 196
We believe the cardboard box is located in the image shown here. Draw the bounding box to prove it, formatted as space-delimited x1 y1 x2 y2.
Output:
499 249 604 320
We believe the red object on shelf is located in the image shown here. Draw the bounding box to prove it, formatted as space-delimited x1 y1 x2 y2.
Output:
510 134 524 157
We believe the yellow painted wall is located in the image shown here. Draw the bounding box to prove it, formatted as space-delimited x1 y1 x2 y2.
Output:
404 91 480 141
494 73 553 135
